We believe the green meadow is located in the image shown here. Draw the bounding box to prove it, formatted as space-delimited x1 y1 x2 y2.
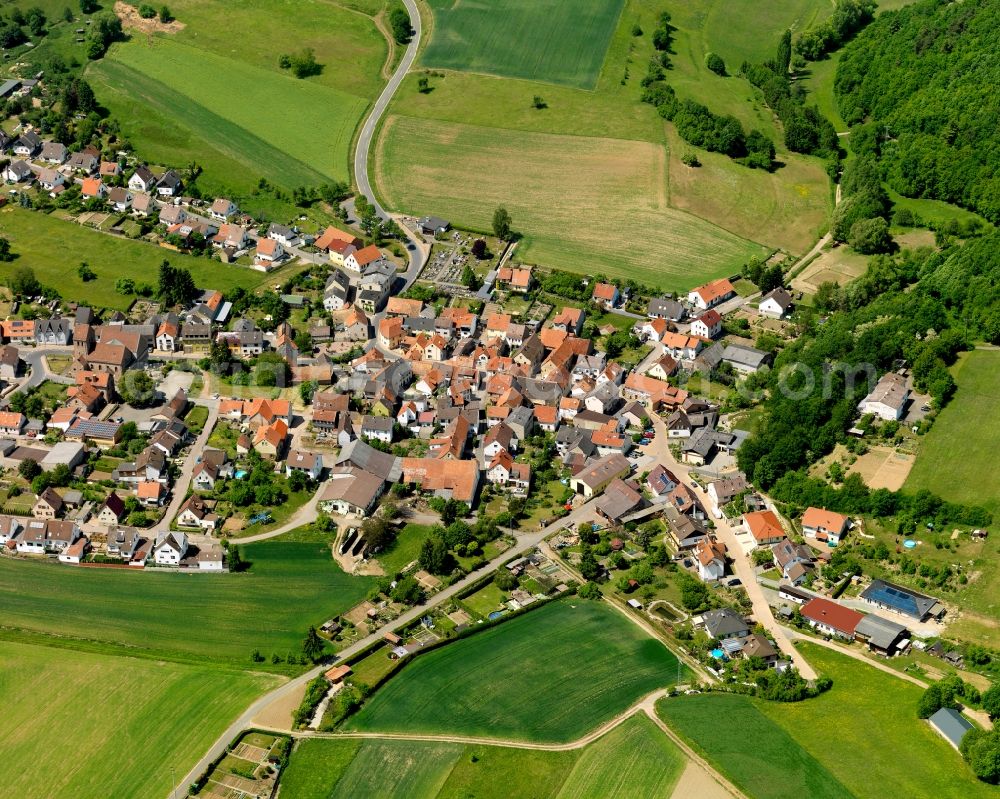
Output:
345 600 682 742
421 0 625 89
0 639 279 799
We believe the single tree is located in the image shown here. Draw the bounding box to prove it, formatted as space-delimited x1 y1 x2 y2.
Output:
302 626 325 662
492 206 512 240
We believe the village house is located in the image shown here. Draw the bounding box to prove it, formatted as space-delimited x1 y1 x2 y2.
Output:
687 278 736 311
569 452 631 498
591 282 619 308
345 244 388 274
0 410 26 436
647 297 686 322
758 287 793 319
318 467 385 517
96 492 127 527
770 538 814 585
153 531 188 566
801 507 850 545
721 344 772 374
695 537 727 581
497 266 533 293
209 197 239 220
743 509 785 548
701 608 749 641
176 495 219 531
800 597 863 640
33 487 64 520
690 310 723 339
858 372 910 421
286 449 324 481
128 165 157 193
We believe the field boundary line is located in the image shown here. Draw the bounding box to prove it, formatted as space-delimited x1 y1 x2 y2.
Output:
645 704 748 799
250 688 670 751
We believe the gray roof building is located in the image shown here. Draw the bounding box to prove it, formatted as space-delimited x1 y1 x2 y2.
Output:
854 614 909 654
702 608 749 641
928 708 974 750
722 344 773 373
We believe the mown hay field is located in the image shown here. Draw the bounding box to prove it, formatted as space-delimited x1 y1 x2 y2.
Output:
376 115 766 290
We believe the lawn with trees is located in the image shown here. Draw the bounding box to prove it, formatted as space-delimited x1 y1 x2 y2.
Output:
344 599 683 742
0 208 291 310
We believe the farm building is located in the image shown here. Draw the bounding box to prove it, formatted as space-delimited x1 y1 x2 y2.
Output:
928 708 974 751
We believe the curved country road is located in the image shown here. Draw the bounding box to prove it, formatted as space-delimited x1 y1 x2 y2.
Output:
353 0 421 221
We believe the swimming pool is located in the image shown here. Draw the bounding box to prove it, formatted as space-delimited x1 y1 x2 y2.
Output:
235 469 248 479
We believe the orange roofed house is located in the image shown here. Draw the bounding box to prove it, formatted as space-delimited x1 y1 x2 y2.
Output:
591 282 619 308
497 266 533 293
743 509 785 548
687 278 736 311
801 507 850 545
400 457 480 504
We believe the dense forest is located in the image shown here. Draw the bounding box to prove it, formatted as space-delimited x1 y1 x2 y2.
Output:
737 231 1000 511
835 0 1000 223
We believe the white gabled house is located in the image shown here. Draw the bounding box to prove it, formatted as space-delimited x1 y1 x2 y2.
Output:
153 531 188 565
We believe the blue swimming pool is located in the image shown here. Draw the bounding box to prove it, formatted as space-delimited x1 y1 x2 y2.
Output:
710 649 725 659
488 611 505 621
235 469 248 479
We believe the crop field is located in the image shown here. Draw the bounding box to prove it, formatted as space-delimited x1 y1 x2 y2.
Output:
1 639 278 799
345 600 682 742
0 208 298 310
661 643 994 799
421 0 624 89
157 0 388 99
97 39 366 184
0 541 373 667
279 715 683 799
376 116 765 290
554 713 685 799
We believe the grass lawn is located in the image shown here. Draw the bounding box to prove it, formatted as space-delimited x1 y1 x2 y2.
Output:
658 692 851 799
886 187 991 230
0 541 372 667
345 600 683 742
280 714 683 798
377 522 431 576
1 639 279 799
421 0 625 89
0 207 295 310
376 115 765 291
184 404 210 434
660 642 994 799
460 582 507 617
162 0 388 100
905 351 1000 516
